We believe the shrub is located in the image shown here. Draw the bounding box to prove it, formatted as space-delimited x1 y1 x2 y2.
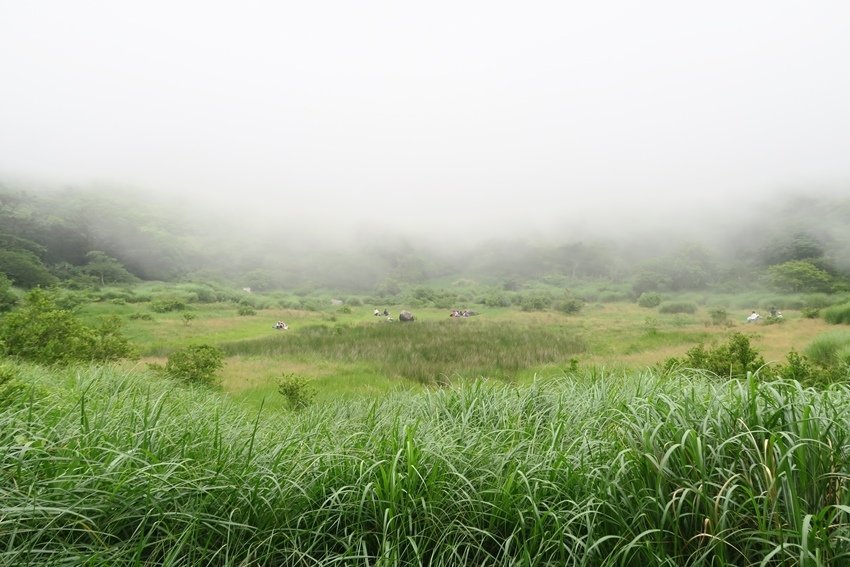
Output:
277 373 317 411
823 302 850 325
802 307 821 319
164 345 224 386
483 293 511 308
150 297 187 313
89 316 138 361
519 291 553 311
658 302 697 314
556 295 584 314
338 305 352 314
237 305 257 316
128 312 153 321
637 292 662 308
0 289 136 364
663 332 769 378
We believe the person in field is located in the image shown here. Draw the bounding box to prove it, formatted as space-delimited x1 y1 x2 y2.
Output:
746 311 760 323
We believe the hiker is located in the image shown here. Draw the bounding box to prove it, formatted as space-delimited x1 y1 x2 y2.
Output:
746 311 760 323
373 309 380 316
383 308 389 316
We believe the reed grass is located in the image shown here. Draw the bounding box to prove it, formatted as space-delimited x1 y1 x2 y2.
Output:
219 320 588 383
3 362 850 565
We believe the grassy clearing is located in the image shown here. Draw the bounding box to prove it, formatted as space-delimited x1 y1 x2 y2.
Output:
69 299 834 404
3 362 850 565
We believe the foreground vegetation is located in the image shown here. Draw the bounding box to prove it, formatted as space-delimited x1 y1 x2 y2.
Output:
3 362 850 566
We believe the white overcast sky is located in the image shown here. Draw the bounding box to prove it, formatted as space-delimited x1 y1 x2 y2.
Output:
2 1 850 240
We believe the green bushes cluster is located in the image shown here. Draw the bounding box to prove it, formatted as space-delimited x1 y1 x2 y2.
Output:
664 331 850 385
482 293 511 307
518 291 553 311
556 294 584 314
237 305 257 316
637 292 662 308
663 332 766 378
149 296 187 312
0 289 136 364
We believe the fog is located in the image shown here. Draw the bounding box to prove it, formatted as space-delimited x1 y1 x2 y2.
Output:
2 1 850 245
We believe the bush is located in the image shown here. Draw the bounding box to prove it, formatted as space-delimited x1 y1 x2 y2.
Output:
483 293 511 308
150 297 187 313
519 291 553 311
663 332 768 378
658 302 697 314
823 302 850 325
802 307 821 319
0 289 136 364
89 316 138 361
128 312 153 321
278 373 317 411
556 295 584 314
637 292 662 308
237 305 257 316
164 345 224 386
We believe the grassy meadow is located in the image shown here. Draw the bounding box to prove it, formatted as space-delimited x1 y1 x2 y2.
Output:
74 296 838 408
4 286 850 565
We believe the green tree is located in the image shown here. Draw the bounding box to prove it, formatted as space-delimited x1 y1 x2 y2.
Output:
82 251 137 285
0 250 57 288
759 231 825 266
767 260 833 293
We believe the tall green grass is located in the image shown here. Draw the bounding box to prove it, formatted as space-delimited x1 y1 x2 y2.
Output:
805 331 850 367
3 363 850 565
823 302 850 325
220 320 588 383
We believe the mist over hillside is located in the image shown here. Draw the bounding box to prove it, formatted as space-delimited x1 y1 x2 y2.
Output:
2 180 849 295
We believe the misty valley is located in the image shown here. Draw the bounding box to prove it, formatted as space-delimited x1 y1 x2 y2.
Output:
3 186 850 565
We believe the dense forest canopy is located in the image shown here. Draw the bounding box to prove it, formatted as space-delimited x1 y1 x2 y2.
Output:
1 182 849 295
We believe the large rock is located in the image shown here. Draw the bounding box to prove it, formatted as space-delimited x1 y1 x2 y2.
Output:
399 310 415 322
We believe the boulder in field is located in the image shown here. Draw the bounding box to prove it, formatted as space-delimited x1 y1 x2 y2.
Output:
399 310 415 322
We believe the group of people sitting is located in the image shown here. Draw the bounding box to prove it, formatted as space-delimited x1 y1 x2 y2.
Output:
373 308 389 317
746 306 783 323
450 309 474 318
273 320 288 330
